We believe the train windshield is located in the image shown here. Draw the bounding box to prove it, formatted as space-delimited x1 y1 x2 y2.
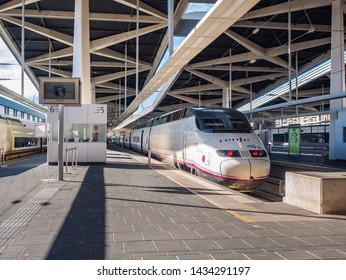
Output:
195 111 252 133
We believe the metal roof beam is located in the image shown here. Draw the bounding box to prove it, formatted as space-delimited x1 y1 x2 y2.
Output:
167 94 199 105
0 15 74 46
93 48 151 66
90 22 167 52
185 68 228 88
191 65 287 73
0 0 40 12
0 20 38 89
267 37 331 57
26 47 73 63
279 95 319 112
27 46 150 68
190 37 331 69
243 91 346 114
241 0 332 20
185 69 286 94
156 103 192 113
143 0 189 86
188 52 254 69
232 73 287 87
29 65 71 77
168 94 221 106
296 88 330 97
0 9 162 23
169 83 218 94
115 0 261 127
233 20 331 32
28 60 138 68
97 82 136 94
97 92 136 103
233 86 253 95
225 30 289 69
27 60 71 66
113 0 167 20
92 66 151 85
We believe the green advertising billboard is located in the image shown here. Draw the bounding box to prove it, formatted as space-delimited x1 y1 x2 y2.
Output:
288 124 301 154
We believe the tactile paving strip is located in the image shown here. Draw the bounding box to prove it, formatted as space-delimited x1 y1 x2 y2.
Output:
0 188 58 246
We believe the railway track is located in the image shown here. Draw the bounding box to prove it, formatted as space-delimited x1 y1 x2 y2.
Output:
244 176 284 202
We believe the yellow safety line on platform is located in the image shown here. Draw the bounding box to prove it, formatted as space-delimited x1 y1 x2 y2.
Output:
225 210 252 223
188 191 252 223
152 167 253 223
113 149 253 223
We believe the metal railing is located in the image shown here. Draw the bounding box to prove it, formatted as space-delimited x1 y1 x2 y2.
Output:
65 147 78 172
0 148 6 167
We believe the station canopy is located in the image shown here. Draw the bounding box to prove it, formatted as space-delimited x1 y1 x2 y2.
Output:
0 0 343 129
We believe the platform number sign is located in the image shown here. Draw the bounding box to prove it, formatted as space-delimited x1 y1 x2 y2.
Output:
50 105 59 113
95 106 105 114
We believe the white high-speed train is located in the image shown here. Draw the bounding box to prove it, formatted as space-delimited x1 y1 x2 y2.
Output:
0 115 46 161
116 107 270 191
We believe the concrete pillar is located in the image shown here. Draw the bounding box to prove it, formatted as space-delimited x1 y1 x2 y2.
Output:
91 84 96 104
73 0 92 104
329 0 346 160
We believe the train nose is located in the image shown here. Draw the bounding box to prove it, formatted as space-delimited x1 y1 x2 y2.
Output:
219 159 270 185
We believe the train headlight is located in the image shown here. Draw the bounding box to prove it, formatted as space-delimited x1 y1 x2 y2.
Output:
249 150 267 157
216 150 241 157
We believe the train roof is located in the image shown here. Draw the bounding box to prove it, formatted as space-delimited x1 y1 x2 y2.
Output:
146 106 248 128
187 107 248 119
0 114 27 126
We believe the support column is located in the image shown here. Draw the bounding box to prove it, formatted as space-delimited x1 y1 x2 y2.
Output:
91 84 96 104
73 0 92 104
222 88 229 108
168 0 174 56
329 0 346 160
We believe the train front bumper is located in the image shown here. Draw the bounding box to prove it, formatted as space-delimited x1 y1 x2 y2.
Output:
219 158 270 190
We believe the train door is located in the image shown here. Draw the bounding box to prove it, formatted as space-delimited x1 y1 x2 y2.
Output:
183 122 194 165
140 130 144 154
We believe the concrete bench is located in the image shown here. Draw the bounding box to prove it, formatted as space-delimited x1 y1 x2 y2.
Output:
284 171 346 214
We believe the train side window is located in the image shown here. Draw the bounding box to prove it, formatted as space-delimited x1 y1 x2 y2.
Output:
179 108 186 119
171 111 180 121
14 137 39 148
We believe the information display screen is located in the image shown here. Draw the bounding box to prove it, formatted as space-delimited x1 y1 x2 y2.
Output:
39 77 80 104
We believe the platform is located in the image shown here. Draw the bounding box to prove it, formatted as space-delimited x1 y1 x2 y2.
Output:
0 146 346 260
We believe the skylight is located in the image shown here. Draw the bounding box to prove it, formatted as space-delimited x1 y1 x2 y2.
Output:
132 2 214 115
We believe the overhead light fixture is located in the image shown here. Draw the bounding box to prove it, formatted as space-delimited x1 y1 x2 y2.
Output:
250 58 256 64
307 26 315 33
252 27 260 34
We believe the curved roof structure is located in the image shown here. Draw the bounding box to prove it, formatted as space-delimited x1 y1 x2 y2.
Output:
0 0 344 129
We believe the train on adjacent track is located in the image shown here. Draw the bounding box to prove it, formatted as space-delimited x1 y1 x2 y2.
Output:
114 107 270 191
0 115 46 161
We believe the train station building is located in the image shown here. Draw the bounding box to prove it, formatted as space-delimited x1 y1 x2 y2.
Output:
0 0 346 272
